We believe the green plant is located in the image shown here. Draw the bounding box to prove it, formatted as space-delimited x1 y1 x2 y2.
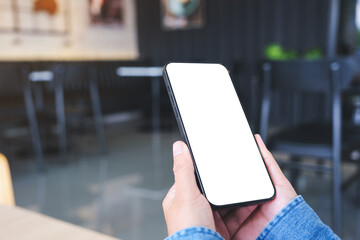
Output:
303 48 322 60
265 43 322 61
265 44 287 60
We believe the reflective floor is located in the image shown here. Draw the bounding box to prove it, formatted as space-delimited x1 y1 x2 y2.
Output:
10 119 360 240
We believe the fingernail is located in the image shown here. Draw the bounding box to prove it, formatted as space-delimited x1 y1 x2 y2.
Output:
173 142 184 156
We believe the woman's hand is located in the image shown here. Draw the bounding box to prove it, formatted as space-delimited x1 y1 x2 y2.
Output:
162 141 216 235
162 135 298 239
213 135 297 239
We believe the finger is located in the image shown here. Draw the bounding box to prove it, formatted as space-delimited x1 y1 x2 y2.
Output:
165 184 176 200
162 184 176 210
255 134 287 185
222 205 257 237
213 211 230 240
172 141 199 195
218 208 231 218
233 208 265 240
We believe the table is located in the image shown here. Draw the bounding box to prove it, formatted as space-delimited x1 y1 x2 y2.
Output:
116 66 164 187
0 204 120 240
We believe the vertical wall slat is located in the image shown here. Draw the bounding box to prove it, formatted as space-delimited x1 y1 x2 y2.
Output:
136 0 331 116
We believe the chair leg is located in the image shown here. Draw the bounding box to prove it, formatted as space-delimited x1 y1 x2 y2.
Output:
89 73 107 156
22 78 44 170
332 153 342 235
54 78 67 163
330 61 342 235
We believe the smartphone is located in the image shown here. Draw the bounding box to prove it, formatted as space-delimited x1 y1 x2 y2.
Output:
163 62 275 208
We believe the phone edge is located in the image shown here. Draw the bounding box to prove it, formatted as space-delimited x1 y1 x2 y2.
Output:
162 62 208 199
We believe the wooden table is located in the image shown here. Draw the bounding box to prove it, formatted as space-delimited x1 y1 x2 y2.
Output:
0 204 120 240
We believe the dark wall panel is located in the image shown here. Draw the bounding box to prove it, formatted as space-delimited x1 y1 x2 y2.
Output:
136 0 330 112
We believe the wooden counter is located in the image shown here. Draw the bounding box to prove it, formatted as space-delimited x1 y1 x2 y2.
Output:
0 204 120 240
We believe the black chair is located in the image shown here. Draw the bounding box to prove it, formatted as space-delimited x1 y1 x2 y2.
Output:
259 60 360 236
21 62 109 170
63 62 107 156
98 60 153 128
21 63 67 170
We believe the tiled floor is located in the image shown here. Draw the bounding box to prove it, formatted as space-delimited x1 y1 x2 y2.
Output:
9 119 360 240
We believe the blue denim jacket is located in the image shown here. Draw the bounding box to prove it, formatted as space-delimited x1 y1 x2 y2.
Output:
165 195 340 240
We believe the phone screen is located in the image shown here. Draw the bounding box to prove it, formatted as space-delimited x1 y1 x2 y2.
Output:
164 63 275 207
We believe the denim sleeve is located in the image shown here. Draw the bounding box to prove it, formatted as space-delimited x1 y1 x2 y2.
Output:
257 195 340 240
165 195 338 240
165 226 224 240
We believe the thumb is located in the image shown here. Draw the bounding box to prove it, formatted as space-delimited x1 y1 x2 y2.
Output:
254 134 290 186
172 141 199 195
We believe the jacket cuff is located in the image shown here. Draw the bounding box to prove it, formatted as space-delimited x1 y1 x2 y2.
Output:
257 195 339 240
165 226 224 240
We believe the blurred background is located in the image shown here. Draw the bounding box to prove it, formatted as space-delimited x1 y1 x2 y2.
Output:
1 0 360 239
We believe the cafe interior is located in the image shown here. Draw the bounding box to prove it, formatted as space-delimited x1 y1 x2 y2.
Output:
1 0 360 239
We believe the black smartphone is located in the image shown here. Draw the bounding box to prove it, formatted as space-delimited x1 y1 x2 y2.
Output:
163 62 275 208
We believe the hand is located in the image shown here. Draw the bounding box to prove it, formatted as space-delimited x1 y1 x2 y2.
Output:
162 135 298 239
214 135 297 239
162 141 216 235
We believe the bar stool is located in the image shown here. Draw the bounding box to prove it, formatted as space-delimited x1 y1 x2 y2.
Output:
21 64 66 170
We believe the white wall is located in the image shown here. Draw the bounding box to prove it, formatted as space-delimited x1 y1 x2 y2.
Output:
0 0 138 60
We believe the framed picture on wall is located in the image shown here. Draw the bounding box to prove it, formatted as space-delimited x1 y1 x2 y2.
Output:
161 0 205 31
89 0 125 26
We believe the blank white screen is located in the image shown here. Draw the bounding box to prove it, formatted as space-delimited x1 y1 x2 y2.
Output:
165 63 275 206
